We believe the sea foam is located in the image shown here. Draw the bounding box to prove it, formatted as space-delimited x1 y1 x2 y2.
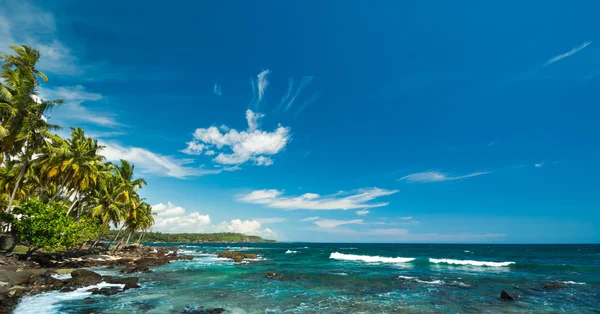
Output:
429 258 515 267
330 252 415 263
285 250 297 254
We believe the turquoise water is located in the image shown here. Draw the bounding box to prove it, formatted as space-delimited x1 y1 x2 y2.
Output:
15 243 600 313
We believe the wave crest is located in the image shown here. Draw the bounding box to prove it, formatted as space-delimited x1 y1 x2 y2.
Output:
330 252 415 264
429 258 515 267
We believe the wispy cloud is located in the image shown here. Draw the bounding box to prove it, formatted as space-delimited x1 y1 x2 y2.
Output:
301 216 320 222
399 216 413 220
276 76 313 111
356 210 370 216
545 41 592 66
101 141 227 178
534 162 544 168
256 69 270 102
399 171 490 183
238 187 399 210
213 83 222 96
0 0 82 76
308 227 506 242
40 85 121 127
182 109 290 167
314 219 363 228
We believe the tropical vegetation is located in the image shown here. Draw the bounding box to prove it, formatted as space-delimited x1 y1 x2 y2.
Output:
0 45 154 254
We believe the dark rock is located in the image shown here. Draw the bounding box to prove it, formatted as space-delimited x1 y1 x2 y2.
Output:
87 286 122 296
106 265 115 269
543 284 563 290
500 290 519 301
65 269 102 287
135 257 170 266
183 305 226 314
266 272 280 279
233 256 243 263
121 265 152 274
177 255 194 261
60 286 77 292
103 276 140 290
243 254 257 259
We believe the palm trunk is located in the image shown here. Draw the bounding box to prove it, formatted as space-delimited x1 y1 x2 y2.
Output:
109 225 125 251
136 230 145 244
125 230 133 245
67 194 79 215
6 159 28 213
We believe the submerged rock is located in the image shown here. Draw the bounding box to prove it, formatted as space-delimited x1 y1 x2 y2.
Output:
182 305 226 314
87 286 122 296
102 276 140 290
217 251 257 263
543 284 564 290
500 290 519 301
266 272 281 280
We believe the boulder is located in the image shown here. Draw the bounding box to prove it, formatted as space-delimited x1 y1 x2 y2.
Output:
500 290 518 301
266 272 280 279
103 276 140 290
243 254 257 259
65 269 102 287
233 256 244 263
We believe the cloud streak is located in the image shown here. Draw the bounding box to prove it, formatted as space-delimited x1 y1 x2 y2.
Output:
101 141 225 178
545 41 592 66
399 171 490 183
238 187 399 210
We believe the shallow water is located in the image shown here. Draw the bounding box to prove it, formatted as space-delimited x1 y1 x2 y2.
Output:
15 243 600 313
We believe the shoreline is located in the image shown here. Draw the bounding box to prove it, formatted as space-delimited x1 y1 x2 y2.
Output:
0 244 194 313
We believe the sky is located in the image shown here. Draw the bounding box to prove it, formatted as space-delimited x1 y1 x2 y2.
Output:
1 0 598 243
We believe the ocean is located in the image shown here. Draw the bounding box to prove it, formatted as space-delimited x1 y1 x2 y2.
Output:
14 243 600 313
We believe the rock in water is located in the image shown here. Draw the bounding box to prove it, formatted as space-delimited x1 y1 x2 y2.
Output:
543 284 563 290
66 270 102 287
500 290 519 301
102 276 140 290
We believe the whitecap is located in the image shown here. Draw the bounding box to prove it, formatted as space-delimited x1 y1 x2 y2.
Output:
14 282 125 314
560 281 586 285
330 252 415 264
429 258 515 267
285 250 297 254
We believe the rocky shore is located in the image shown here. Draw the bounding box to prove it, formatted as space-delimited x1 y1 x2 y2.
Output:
0 244 193 313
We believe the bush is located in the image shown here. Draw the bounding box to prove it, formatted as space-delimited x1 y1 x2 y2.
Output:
13 200 100 252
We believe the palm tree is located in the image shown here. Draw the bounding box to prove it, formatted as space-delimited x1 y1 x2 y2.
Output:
41 127 106 207
0 46 61 212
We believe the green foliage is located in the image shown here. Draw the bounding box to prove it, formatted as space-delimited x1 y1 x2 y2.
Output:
12 199 104 251
101 230 275 243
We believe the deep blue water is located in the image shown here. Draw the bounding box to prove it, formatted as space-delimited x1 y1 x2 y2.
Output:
15 243 600 313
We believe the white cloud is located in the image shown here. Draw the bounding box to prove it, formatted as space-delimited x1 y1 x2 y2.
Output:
152 202 186 217
246 109 265 132
400 216 413 220
545 41 592 66
238 187 399 210
399 171 490 183
534 163 544 168
276 76 314 111
309 227 505 242
40 85 120 127
100 141 224 178
254 156 273 166
182 109 290 166
301 216 320 222
314 219 363 228
180 142 205 155
205 150 215 156
254 218 287 224
151 202 276 238
356 210 370 216
256 70 270 101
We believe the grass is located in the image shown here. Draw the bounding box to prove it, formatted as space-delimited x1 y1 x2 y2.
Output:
0 244 29 254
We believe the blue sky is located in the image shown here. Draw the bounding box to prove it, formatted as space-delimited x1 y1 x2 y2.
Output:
1 0 598 243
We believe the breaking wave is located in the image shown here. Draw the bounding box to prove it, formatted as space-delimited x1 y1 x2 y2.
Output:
329 252 416 264
429 258 515 267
